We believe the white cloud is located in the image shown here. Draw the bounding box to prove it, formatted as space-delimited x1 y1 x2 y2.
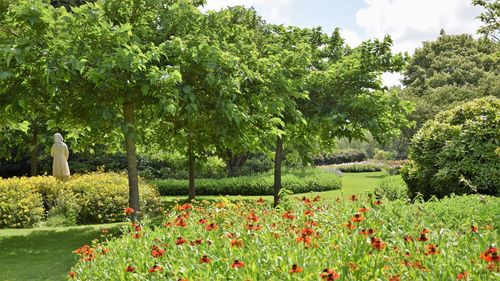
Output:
339 28 362 47
356 0 483 54
202 0 293 24
382 72 404 88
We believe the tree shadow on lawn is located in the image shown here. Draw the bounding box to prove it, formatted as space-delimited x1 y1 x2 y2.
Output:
0 225 122 281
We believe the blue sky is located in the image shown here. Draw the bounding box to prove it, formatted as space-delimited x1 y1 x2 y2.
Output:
203 0 483 85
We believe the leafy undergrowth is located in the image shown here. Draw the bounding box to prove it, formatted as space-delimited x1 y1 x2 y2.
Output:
69 195 499 280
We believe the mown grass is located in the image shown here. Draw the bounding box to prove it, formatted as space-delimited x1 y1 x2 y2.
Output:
0 172 388 281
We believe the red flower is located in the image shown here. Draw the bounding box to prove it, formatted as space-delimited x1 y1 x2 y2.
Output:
471 225 478 233
124 207 134 215
457 271 468 280
417 229 430 241
68 271 77 279
176 237 187 245
404 235 414 242
389 275 400 281
198 218 207 224
313 195 321 202
320 268 340 280
424 244 439 255
349 195 358 201
148 265 163 273
231 259 244 268
256 197 265 204
205 223 218 231
373 200 383 205
480 247 499 263
133 233 141 239
301 228 314 236
200 255 212 263
126 265 135 272
370 236 385 250
302 196 311 204
351 213 365 222
289 264 303 273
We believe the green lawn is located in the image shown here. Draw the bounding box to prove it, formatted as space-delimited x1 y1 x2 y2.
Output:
0 172 390 281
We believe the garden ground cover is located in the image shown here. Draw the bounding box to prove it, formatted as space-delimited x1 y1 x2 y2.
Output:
0 172 387 281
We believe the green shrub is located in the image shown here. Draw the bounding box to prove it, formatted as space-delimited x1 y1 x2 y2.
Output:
374 176 408 201
0 172 162 228
326 161 384 173
152 169 341 196
382 160 409 175
0 178 44 228
402 96 500 199
373 149 396 161
314 149 368 165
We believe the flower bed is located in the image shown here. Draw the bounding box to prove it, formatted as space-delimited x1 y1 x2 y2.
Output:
69 194 499 280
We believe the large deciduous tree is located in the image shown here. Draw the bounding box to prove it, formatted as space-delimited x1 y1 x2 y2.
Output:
52 0 192 219
473 0 500 42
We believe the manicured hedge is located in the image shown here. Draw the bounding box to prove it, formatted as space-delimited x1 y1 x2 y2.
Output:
152 169 341 196
0 172 162 228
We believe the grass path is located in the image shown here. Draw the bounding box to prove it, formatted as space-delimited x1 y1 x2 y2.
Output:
0 172 389 281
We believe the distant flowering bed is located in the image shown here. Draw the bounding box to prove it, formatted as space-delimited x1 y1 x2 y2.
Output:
69 195 499 280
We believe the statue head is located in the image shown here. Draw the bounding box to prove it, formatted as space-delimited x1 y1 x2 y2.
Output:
54 133 64 143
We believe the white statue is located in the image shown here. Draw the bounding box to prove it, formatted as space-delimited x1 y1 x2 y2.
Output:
51 133 70 181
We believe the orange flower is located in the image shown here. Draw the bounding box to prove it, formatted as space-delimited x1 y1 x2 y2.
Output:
471 225 478 233
176 237 187 245
124 207 134 215
282 211 296 220
456 271 468 280
198 218 207 224
349 195 358 201
370 236 385 250
359 229 374 236
289 264 303 273
480 247 499 263
151 245 165 258
304 209 315 216
246 211 259 222
148 265 163 273
373 199 382 205
200 255 212 263
351 213 365 222
424 244 439 255
313 195 321 202
358 207 369 213
389 275 400 281
205 223 218 231
344 222 356 230
231 259 245 268
256 197 265 204
320 268 340 280
404 235 414 242
68 271 77 279
178 203 192 211
230 239 243 248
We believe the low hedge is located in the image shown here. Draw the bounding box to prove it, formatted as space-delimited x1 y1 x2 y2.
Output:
374 176 409 201
314 149 368 165
152 169 341 196
0 172 162 228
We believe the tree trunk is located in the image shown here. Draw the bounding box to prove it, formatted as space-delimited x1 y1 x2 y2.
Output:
30 126 39 176
123 99 140 221
273 136 283 208
188 142 195 201
225 149 249 177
